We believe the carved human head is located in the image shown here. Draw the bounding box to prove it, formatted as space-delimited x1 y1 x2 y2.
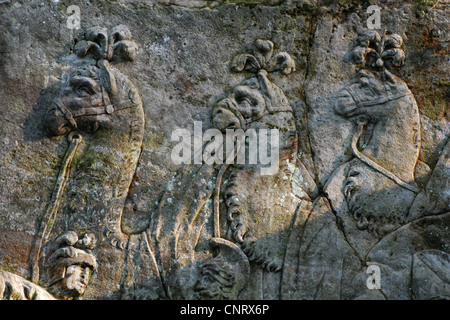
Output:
40 232 97 299
195 258 237 300
195 238 249 300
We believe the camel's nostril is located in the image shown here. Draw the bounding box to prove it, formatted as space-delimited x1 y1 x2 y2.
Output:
212 107 241 131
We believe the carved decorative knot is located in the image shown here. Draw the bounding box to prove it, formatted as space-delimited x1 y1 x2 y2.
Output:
73 25 138 62
230 39 295 75
345 30 406 70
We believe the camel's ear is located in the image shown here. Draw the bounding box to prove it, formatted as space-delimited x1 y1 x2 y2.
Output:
257 70 275 99
257 69 292 113
257 69 278 112
97 59 118 97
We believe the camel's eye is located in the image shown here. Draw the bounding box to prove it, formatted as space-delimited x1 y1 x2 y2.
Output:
77 86 93 96
236 93 257 107
248 79 259 89
70 76 96 97
234 91 244 103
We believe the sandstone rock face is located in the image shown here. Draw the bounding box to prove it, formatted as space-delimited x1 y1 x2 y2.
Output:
0 0 448 300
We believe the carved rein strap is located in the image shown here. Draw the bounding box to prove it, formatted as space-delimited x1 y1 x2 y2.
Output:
345 86 413 109
69 99 139 118
31 131 83 283
351 119 420 194
345 86 420 193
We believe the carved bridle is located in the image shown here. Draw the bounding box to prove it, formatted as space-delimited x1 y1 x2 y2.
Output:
343 84 413 109
53 85 139 131
346 88 420 194
31 131 83 283
32 83 139 282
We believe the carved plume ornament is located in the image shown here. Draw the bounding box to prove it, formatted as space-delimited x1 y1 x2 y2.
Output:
73 25 138 62
344 30 406 70
231 39 296 75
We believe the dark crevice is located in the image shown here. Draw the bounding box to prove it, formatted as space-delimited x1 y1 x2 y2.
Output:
302 11 323 194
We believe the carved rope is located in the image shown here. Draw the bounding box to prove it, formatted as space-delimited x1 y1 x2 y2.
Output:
351 119 419 194
31 132 83 283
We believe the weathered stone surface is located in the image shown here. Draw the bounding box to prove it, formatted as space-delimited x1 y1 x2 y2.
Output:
0 0 448 300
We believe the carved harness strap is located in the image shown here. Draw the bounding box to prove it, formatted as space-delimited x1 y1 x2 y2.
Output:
351 119 419 194
54 85 139 127
53 98 78 129
340 85 420 193
347 87 420 194
31 131 83 283
219 97 293 132
344 85 413 109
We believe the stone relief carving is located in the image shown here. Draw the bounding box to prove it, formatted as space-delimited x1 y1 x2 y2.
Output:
303 29 450 300
38 231 97 299
197 40 317 298
126 39 311 300
1 21 448 301
334 30 422 236
195 238 250 300
0 24 142 299
0 231 96 300
44 25 145 253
